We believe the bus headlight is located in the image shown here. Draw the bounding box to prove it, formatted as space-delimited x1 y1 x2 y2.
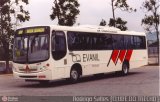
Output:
38 63 50 71
39 66 47 71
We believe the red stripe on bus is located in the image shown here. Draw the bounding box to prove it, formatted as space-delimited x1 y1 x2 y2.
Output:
111 50 120 64
118 50 127 62
125 50 133 61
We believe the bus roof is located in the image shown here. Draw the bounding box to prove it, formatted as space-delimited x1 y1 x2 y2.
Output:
50 25 146 36
18 25 146 36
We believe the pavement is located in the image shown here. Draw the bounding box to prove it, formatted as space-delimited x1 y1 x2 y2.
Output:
0 65 159 96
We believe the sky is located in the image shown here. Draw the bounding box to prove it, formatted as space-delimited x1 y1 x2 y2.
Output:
20 0 146 32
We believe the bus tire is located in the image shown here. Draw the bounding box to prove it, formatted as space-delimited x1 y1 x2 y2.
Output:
122 62 129 75
70 68 80 83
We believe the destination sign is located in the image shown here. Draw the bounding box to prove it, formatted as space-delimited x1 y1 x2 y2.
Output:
26 28 45 33
17 27 46 35
18 30 23 35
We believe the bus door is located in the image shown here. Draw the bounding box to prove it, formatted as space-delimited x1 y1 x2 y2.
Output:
52 31 67 78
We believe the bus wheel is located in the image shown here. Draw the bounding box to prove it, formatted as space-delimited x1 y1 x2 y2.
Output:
70 68 80 83
122 62 129 75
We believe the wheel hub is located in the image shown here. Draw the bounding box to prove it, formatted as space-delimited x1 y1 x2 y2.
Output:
71 70 78 80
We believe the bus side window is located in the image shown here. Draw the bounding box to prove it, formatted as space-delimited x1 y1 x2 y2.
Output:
134 36 146 49
52 31 67 60
130 36 135 49
112 35 124 50
104 34 112 50
124 35 133 49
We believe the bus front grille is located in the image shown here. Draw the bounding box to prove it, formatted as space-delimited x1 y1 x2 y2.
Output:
19 68 38 72
19 76 37 78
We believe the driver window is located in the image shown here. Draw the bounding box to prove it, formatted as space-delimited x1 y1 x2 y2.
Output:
52 31 66 60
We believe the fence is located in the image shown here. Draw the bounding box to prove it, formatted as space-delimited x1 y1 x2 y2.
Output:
147 40 159 65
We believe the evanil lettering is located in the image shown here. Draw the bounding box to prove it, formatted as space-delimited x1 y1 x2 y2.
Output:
83 54 99 62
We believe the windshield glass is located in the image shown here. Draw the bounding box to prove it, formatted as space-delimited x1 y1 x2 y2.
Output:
13 34 49 63
28 35 49 62
13 36 28 62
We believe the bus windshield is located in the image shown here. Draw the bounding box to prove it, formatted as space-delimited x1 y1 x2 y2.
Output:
13 34 49 63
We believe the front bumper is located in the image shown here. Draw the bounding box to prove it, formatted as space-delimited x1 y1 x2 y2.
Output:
13 69 52 80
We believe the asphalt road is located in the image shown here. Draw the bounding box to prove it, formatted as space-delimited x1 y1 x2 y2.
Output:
0 65 159 96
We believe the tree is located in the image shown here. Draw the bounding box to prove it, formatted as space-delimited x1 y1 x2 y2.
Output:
50 0 80 26
0 47 5 60
141 0 160 64
0 0 30 73
108 17 127 31
99 19 107 26
109 0 136 29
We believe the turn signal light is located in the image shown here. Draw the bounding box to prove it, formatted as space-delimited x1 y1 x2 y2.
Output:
46 63 50 67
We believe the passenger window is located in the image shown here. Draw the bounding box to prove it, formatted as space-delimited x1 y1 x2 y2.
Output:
124 35 134 49
134 36 146 49
104 34 113 50
112 35 124 49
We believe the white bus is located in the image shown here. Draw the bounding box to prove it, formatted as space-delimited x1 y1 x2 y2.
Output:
12 25 148 83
